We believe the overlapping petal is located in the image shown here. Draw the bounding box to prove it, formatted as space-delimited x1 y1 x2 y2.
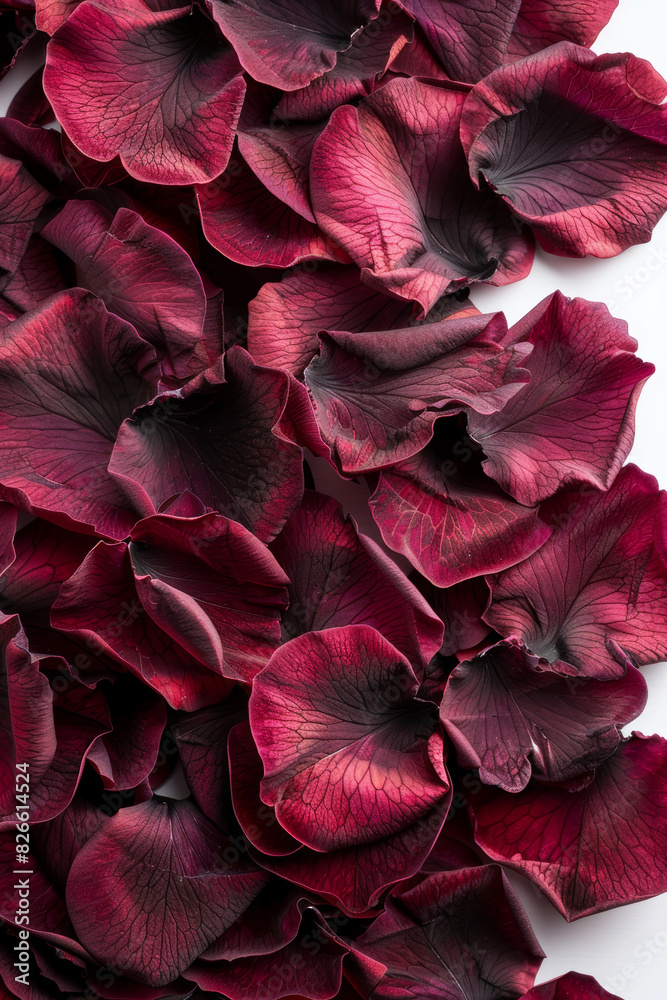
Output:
462 42 667 256
467 292 653 504
471 734 667 919
304 312 530 473
484 464 667 677
0 289 158 538
441 638 647 791
44 0 246 184
249 625 450 852
310 76 535 314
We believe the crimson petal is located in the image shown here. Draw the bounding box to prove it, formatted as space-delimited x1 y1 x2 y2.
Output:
66 797 268 986
471 734 667 920
462 42 667 257
311 77 534 313
249 625 450 852
484 464 667 677
441 638 647 791
44 0 246 184
467 292 653 505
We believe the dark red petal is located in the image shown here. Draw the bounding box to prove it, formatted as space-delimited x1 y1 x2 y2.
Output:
370 445 551 587
441 638 647 791
354 865 544 998
247 264 477 376
41 200 211 381
462 43 667 257
270 490 442 669
66 798 268 986
249 625 449 851
484 464 667 677
399 0 521 82
109 348 304 543
519 971 623 999
311 77 534 313
304 313 530 473
0 289 158 539
51 541 233 711
197 151 347 269
467 292 653 504
44 0 246 184
508 1 619 60
206 0 381 91
471 734 667 920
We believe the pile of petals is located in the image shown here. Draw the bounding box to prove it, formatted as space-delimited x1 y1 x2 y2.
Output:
0 1 666 999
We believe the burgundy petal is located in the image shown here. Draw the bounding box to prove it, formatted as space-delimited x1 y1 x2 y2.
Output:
86 678 167 791
51 540 233 711
462 43 667 257
304 313 530 473
35 0 80 34
109 348 304 543
273 6 414 121
206 0 381 91
0 235 69 314
471 734 667 920
441 637 647 791
249 625 450 852
6 65 54 128
197 149 347 269
66 797 268 986
399 0 521 82
0 289 159 539
270 490 443 669
484 464 667 677
44 0 246 184
311 76 534 314
41 200 212 381
507 1 619 60
354 866 544 998
250 797 451 914
187 906 347 1000
467 292 653 505
247 264 477 376
0 151 50 277
229 720 302 857
520 972 623 999
130 511 288 682
0 615 57 822
370 432 551 587
171 693 247 830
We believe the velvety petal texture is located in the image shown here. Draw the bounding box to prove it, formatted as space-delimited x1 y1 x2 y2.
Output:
109 349 304 543
304 312 530 473
206 0 381 91
467 292 653 504
462 43 667 256
270 490 443 668
311 77 535 314
247 264 477 376
66 797 267 986
484 464 667 677
44 0 246 183
249 625 450 851
0 289 158 538
354 866 544 998
471 734 667 919
441 638 647 791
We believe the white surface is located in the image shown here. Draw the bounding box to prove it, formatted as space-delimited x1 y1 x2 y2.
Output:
1 4 666 996
473 6 667 995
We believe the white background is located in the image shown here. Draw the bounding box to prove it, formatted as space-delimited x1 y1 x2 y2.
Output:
1 3 666 997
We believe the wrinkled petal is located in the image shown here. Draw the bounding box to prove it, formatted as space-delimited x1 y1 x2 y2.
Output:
471 734 667 920
44 0 246 184
462 43 667 257
484 464 667 677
